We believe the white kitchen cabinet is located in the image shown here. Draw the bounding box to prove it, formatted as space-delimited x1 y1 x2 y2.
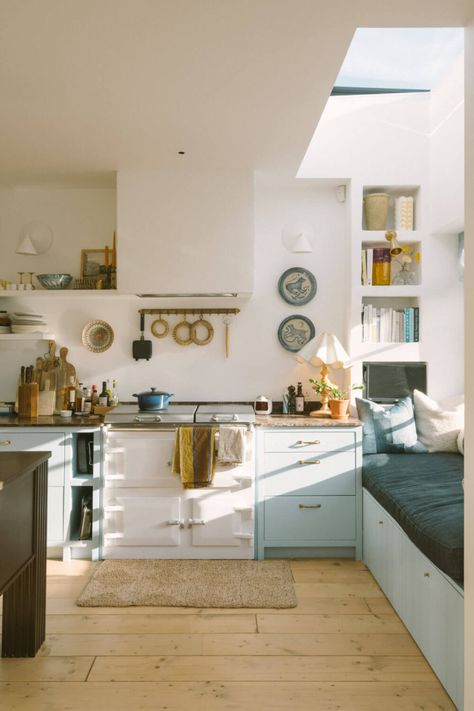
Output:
256 426 362 559
117 170 254 295
103 428 254 559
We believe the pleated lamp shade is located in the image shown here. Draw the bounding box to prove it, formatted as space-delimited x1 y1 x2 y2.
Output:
295 332 349 368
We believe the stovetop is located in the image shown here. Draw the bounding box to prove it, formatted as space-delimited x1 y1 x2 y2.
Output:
104 403 255 426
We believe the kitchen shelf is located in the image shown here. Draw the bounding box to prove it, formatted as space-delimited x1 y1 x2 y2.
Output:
0 333 55 340
0 290 120 298
359 286 422 298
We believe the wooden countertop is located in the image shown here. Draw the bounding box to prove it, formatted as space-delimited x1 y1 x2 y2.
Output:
255 414 362 427
0 451 51 490
0 415 103 427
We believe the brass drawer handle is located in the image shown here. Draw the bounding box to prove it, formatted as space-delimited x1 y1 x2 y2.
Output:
296 440 320 445
297 459 320 465
299 503 322 509
0 440 12 446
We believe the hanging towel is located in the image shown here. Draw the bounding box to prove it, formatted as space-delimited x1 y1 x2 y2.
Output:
172 426 217 488
217 425 247 464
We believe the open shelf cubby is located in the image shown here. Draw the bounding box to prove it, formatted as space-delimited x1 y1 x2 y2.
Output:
69 486 93 541
361 296 420 344
74 432 94 477
362 185 420 231
361 240 422 286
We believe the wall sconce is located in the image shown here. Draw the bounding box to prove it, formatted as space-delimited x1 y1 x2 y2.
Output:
385 230 402 256
281 223 313 253
16 221 54 256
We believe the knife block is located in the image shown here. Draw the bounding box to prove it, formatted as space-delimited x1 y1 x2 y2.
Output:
18 383 39 417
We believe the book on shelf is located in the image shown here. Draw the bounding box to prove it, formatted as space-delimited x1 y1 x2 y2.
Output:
362 305 419 343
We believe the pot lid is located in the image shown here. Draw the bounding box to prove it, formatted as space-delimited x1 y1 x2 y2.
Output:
133 387 173 397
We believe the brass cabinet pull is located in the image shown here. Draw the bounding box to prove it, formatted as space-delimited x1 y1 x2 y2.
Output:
299 503 322 509
295 439 320 445
297 459 320 465
0 440 12 446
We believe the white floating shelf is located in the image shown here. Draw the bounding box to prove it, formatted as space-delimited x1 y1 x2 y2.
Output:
359 286 422 298
0 333 55 341
0 290 121 298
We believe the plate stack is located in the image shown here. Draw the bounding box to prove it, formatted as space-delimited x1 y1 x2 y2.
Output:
0 311 11 334
10 312 48 334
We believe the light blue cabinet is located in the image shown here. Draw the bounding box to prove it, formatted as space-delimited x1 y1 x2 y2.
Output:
363 489 464 710
256 426 362 559
0 427 101 560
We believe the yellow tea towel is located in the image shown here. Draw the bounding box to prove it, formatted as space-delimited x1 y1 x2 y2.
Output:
217 425 246 464
172 426 217 488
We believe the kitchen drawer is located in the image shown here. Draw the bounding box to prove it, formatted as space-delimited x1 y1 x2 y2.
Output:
264 496 356 542
263 430 354 453
262 451 355 496
0 432 66 486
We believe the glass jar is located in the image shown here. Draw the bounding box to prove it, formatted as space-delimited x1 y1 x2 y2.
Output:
372 248 391 286
392 262 416 285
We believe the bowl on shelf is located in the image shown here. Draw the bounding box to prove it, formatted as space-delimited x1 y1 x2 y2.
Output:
36 273 73 290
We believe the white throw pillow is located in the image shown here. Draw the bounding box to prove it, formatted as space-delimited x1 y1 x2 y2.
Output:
413 390 464 453
457 429 464 455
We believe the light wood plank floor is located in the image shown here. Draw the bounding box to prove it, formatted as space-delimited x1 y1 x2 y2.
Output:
0 558 456 710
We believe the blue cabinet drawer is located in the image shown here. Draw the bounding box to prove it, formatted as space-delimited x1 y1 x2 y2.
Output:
262 451 355 496
264 496 356 541
263 431 354 453
0 432 66 486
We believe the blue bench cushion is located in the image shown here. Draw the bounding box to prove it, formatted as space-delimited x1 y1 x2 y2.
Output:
362 452 464 582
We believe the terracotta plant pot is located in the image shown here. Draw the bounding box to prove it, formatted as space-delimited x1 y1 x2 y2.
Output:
329 399 350 419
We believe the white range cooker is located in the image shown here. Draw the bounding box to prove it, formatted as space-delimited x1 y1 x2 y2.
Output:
102 404 255 559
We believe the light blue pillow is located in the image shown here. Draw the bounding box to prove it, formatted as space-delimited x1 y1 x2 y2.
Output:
356 396 426 454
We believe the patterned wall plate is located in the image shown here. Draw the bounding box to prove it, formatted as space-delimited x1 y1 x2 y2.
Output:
278 267 317 306
82 320 114 353
278 315 315 352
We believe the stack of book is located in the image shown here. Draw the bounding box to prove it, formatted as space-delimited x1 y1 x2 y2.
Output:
362 305 420 343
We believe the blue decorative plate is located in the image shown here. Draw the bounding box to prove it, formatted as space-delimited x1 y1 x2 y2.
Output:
278 267 317 306
278 315 315 352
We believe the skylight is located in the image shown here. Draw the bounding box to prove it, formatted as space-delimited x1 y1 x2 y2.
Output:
334 28 464 93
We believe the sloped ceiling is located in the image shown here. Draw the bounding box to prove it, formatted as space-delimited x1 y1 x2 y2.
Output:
0 0 470 177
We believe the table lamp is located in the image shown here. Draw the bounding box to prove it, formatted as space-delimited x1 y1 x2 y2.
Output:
295 332 349 417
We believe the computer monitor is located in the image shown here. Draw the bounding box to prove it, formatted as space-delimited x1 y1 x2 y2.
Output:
362 361 427 403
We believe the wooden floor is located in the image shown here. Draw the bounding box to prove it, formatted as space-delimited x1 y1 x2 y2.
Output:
0 558 456 710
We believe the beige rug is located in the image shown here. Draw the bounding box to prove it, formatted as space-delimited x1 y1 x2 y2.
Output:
77 559 297 608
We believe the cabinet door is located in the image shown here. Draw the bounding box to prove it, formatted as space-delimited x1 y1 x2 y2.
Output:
114 494 182 546
191 492 240 547
47 486 64 543
265 496 356 542
0 432 66 486
105 431 177 487
262 451 355 496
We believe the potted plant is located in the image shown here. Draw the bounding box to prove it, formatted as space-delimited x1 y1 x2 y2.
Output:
328 384 364 419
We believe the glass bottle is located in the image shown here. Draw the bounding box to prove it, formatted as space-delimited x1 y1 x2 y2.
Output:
98 381 109 407
295 382 305 414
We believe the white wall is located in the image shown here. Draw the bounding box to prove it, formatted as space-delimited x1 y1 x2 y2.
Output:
430 55 464 235
117 170 254 295
298 89 464 400
0 177 348 403
0 186 116 282
464 20 473 711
